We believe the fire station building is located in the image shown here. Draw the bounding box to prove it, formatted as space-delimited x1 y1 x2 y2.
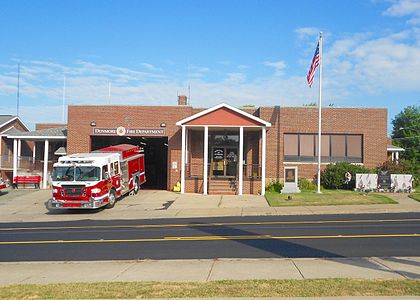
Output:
65 96 388 195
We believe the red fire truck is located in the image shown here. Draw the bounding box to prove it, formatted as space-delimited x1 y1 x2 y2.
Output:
48 144 145 209
0 178 6 191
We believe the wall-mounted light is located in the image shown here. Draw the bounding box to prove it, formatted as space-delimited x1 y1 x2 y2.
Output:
160 123 167 127
90 121 97 127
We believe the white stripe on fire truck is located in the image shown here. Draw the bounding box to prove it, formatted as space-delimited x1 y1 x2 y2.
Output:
92 193 108 201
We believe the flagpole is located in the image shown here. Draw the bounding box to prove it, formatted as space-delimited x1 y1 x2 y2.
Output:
317 32 323 194
62 74 66 123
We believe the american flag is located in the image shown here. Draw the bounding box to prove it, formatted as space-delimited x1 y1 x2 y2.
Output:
307 42 320 87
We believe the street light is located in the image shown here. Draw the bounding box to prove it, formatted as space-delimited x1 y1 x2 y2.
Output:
399 126 420 131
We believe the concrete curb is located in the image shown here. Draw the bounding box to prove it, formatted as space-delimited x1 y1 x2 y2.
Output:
0 189 419 223
0 257 419 285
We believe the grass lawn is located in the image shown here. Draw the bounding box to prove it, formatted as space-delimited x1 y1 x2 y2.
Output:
0 279 419 299
408 193 420 202
265 189 397 206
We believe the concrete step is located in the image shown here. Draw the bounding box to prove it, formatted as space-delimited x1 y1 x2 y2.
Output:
209 183 237 188
209 191 237 195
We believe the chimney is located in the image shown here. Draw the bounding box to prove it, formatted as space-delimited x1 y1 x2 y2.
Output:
178 95 188 106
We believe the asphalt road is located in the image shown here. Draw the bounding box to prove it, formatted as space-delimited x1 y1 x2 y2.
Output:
0 213 419 261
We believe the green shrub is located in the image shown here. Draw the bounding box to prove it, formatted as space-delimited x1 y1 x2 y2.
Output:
266 180 283 193
298 177 317 191
320 162 372 190
376 161 405 174
377 160 420 187
400 159 420 187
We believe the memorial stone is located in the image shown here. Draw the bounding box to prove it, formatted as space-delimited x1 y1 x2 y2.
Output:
281 166 301 193
378 170 391 190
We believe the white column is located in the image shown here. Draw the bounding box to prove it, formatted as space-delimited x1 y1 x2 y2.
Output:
181 126 186 194
17 139 21 168
203 126 209 195
391 152 395 162
396 151 399 164
32 143 36 163
238 127 244 195
185 128 189 165
261 127 266 196
12 139 18 181
42 139 49 189
0 136 2 168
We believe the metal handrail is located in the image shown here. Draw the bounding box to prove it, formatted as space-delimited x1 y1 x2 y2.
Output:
184 162 261 179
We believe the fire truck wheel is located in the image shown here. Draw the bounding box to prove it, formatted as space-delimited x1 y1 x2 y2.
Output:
134 177 140 194
106 189 117 208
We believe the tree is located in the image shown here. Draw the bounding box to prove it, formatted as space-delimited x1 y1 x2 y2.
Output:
303 102 317 106
392 105 420 162
391 105 420 186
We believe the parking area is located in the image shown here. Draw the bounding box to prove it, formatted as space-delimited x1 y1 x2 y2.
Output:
2 187 418 223
0 188 269 223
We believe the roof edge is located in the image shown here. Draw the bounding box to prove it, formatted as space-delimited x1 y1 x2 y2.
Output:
176 103 271 127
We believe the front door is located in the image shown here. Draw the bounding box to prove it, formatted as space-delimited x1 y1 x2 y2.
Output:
211 147 238 177
225 148 238 177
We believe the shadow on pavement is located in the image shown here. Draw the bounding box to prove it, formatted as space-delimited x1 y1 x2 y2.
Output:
192 221 415 278
43 193 132 215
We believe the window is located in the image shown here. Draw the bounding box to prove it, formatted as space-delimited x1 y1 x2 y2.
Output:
109 163 114 176
4 143 11 161
346 135 362 162
299 135 314 161
102 166 108 180
331 135 346 161
113 161 119 175
52 166 101 181
284 134 298 161
284 134 363 163
315 135 330 162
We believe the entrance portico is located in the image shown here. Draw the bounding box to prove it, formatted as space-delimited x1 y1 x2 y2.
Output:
7 127 67 189
176 103 271 195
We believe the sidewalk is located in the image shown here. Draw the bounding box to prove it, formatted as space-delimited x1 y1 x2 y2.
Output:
0 257 419 285
0 188 419 223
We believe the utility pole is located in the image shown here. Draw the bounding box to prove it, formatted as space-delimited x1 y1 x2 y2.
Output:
16 63 20 117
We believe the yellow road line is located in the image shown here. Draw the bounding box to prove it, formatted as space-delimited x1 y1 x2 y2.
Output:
0 233 418 245
0 218 419 232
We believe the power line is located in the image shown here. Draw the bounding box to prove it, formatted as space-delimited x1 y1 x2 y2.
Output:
16 63 20 117
392 135 420 140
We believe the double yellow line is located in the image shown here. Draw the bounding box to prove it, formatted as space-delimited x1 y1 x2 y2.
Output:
0 233 418 245
0 218 419 232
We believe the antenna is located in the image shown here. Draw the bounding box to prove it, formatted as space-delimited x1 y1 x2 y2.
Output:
188 84 191 105
108 81 111 104
16 63 20 117
62 74 66 122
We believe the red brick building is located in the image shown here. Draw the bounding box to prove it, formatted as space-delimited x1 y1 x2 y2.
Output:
0 115 32 182
66 98 388 195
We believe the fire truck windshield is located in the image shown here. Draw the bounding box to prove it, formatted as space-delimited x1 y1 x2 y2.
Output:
52 166 101 182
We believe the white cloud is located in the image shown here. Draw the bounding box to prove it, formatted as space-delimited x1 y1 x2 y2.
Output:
295 27 321 39
384 0 420 24
324 28 420 97
2 0 420 129
225 73 246 83
263 60 286 70
141 63 160 71
384 0 420 16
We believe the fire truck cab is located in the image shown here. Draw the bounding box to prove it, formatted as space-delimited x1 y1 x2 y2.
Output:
48 144 145 209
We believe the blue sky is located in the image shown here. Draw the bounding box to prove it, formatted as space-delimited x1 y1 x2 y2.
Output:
1 0 419 130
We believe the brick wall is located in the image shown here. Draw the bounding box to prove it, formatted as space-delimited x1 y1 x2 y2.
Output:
35 123 66 130
259 107 388 183
67 105 194 190
0 119 32 182
67 105 388 193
